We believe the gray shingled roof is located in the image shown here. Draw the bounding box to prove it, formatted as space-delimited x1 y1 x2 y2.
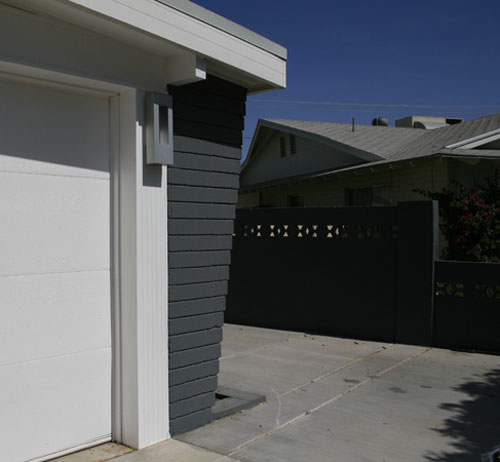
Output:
259 119 426 160
391 113 500 161
256 113 500 164
241 114 500 190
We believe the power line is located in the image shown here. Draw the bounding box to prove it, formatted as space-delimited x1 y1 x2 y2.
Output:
250 107 492 115
248 99 500 110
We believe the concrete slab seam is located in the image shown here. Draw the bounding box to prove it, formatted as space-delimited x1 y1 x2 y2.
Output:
274 343 395 401
220 339 292 360
223 347 432 458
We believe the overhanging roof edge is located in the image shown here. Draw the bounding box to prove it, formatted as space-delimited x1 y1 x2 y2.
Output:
241 151 500 192
155 0 287 59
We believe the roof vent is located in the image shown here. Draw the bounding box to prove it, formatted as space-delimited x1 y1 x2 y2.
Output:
372 117 389 126
290 134 297 155
280 135 286 157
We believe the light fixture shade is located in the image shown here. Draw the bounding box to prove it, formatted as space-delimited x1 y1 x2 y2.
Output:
146 92 174 165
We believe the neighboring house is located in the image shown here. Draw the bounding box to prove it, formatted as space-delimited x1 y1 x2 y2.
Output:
238 115 500 208
0 2 286 461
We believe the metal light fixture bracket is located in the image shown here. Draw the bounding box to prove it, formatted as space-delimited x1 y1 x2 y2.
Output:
146 92 174 165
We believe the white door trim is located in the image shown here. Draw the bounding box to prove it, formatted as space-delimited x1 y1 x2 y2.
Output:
116 89 170 448
110 94 123 443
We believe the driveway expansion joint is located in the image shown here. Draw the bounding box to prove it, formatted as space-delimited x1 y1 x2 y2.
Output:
225 346 432 458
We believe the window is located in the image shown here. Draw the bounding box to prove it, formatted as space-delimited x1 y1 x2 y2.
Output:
346 187 371 206
345 186 391 206
371 186 392 206
287 195 304 207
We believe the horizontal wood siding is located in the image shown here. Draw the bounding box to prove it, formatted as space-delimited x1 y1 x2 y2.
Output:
169 250 231 269
169 376 218 403
168 75 245 435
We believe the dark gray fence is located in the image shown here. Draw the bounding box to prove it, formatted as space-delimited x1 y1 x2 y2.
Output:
226 202 438 345
433 261 500 353
168 75 246 435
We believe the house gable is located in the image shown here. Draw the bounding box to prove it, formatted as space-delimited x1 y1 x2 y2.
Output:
241 129 369 187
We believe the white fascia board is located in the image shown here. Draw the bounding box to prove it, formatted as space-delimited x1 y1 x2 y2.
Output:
61 0 286 91
156 0 287 59
446 128 500 149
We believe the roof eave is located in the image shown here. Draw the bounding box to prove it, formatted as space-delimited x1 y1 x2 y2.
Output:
11 0 287 93
155 0 287 60
240 152 500 193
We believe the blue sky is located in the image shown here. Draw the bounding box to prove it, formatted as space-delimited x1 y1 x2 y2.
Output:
190 0 500 158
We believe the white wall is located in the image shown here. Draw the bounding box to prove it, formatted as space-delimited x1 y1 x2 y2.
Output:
0 3 169 93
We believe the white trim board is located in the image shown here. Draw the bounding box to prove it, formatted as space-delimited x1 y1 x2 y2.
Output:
446 128 500 149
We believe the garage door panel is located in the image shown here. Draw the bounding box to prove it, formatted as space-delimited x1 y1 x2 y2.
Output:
0 271 111 367
0 349 112 462
0 79 110 176
0 154 110 180
0 173 110 276
0 78 113 462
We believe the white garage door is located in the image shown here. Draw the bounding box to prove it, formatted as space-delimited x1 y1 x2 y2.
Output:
0 78 112 462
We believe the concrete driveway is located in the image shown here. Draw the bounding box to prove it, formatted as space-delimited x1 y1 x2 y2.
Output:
178 324 500 462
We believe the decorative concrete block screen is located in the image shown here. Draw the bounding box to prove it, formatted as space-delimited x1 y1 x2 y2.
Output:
226 202 438 345
434 261 500 353
167 76 246 434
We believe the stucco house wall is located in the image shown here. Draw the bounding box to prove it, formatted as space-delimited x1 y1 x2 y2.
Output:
239 158 500 208
239 157 450 207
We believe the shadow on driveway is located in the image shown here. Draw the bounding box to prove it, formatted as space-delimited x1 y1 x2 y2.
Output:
425 367 500 461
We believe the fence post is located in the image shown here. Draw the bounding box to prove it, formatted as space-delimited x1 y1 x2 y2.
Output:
395 201 439 346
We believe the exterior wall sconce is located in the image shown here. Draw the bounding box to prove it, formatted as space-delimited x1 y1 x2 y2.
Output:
146 92 174 165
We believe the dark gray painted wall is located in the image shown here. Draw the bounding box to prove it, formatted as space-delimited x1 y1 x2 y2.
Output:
226 203 500 354
226 202 438 345
168 75 246 435
433 261 500 353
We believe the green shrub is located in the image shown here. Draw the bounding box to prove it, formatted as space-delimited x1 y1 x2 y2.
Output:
416 172 500 262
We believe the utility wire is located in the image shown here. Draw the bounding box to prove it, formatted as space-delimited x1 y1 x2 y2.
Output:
248 99 500 110
249 107 493 115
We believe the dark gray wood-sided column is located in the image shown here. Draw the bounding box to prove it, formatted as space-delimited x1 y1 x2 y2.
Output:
167 75 246 435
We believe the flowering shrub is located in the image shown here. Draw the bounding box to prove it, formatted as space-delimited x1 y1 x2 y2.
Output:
416 172 500 262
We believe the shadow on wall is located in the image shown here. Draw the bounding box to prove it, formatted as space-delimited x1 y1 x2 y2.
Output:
425 367 500 462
